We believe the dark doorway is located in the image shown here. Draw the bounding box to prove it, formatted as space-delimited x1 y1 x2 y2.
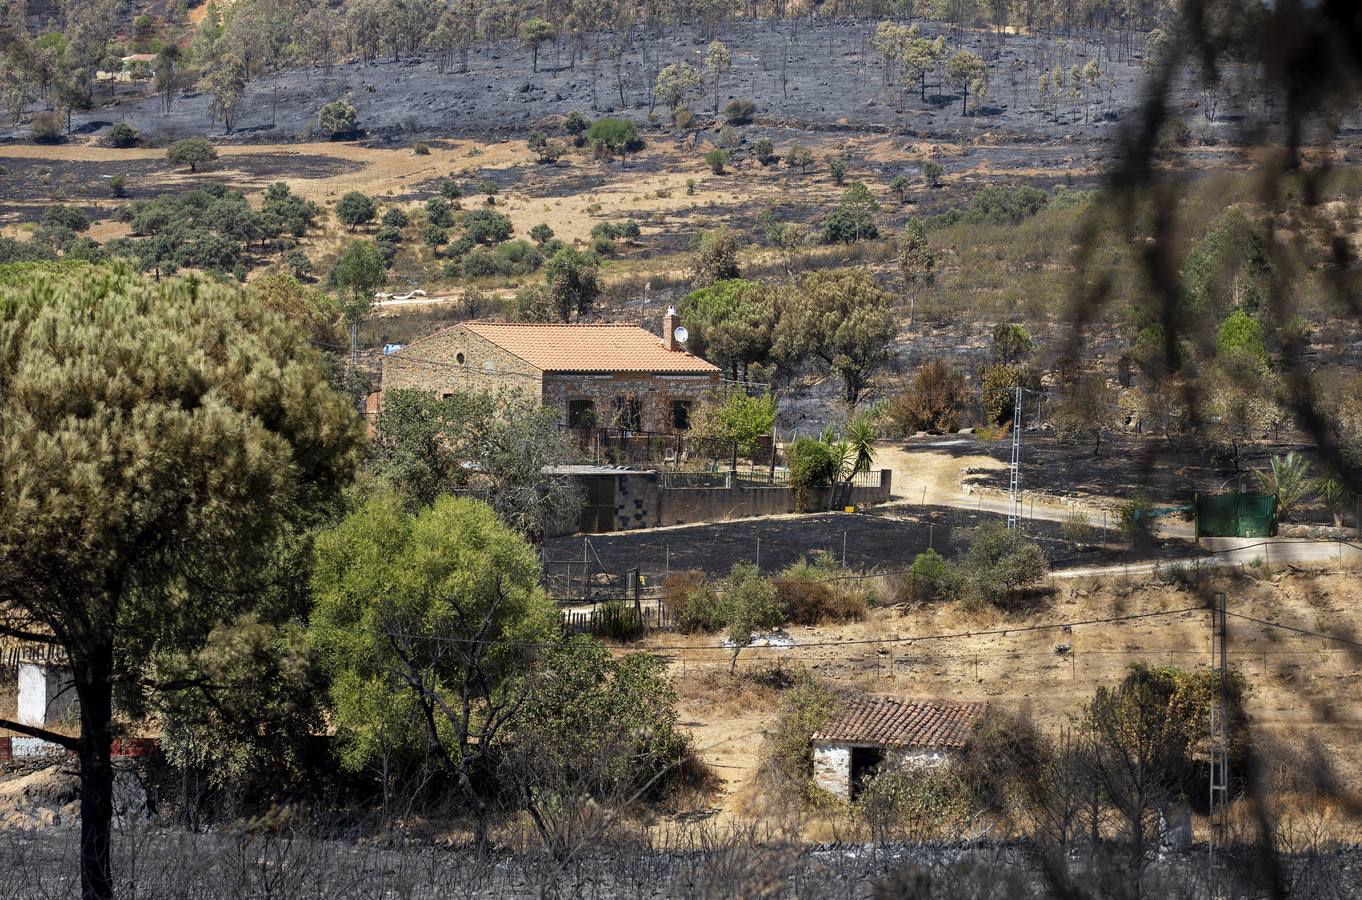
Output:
849 745 884 798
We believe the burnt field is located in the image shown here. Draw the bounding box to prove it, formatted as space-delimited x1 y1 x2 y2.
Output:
0 20 1271 146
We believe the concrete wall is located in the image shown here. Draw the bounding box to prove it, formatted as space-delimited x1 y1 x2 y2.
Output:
381 325 542 400
560 471 892 535
655 472 893 529
542 372 719 432
812 743 955 798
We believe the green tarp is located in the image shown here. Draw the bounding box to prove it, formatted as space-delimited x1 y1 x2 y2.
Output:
1196 492 1277 538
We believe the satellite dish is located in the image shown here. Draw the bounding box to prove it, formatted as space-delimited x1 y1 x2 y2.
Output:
673 326 689 345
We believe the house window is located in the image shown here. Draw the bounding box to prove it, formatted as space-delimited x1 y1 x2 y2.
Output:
441 391 455 400
672 400 693 430
614 396 642 432
568 399 595 428
456 352 466 366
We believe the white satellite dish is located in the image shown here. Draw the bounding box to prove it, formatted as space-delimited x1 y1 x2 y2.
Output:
673 326 689 344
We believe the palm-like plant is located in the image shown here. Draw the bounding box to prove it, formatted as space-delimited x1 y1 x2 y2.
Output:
1313 468 1355 528
1254 451 1311 521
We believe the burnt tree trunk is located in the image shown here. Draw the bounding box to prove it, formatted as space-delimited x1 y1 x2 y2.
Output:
75 645 115 900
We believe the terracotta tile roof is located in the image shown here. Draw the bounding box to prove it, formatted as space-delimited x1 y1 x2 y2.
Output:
461 322 720 374
812 697 986 749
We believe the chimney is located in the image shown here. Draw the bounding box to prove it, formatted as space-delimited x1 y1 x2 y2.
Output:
662 306 678 351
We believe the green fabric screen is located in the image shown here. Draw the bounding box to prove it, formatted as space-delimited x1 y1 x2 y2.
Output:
1196 492 1277 538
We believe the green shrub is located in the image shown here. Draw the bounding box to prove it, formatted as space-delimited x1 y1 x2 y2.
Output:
774 556 867 625
704 148 728 175
477 179 499 196
828 157 847 185
375 225 402 245
425 196 455 228
318 100 358 138
460 239 543 278
678 585 726 633
761 672 842 804
439 179 463 200
753 138 776 165
724 98 757 124
462 208 513 244
381 207 409 229
422 223 448 247
940 522 1047 611
895 548 945 605
716 125 739 149
108 122 139 148
108 174 127 198
593 598 644 641
789 437 839 511
587 117 641 156
857 764 976 841
981 364 1027 424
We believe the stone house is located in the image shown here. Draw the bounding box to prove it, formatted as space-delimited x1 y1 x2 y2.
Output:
380 310 721 433
811 697 986 799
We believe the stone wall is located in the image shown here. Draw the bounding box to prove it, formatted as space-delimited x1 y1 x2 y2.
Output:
541 372 720 432
812 743 956 798
381 325 542 400
813 744 851 796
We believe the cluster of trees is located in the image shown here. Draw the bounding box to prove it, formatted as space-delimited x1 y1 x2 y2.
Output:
3 182 320 281
0 262 697 898
102 181 319 280
678 258 898 409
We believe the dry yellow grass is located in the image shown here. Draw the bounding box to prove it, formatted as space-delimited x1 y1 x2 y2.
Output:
664 565 1362 828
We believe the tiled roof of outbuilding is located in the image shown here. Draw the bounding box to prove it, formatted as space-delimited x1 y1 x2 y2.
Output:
461 321 720 374
812 697 986 749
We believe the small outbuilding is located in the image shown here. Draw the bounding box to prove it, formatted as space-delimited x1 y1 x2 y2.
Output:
811 697 986 799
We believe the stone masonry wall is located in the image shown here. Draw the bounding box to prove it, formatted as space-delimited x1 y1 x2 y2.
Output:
542 372 720 432
381 325 542 401
813 744 851 797
813 743 956 799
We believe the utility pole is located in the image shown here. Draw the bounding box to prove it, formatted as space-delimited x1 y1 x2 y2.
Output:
1209 590 1229 889
1007 385 1023 531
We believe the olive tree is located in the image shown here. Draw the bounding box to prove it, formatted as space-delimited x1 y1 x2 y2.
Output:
0 263 362 899
165 136 217 171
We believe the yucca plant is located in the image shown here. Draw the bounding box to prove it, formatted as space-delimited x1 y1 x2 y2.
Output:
1313 468 1355 528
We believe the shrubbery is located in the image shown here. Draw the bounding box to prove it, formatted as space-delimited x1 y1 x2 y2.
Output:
461 239 543 278
108 122 139 148
939 522 1047 610
463 208 513 244
773 556 868 625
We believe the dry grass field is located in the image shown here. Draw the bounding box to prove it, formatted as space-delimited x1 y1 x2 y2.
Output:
655 564 1362 832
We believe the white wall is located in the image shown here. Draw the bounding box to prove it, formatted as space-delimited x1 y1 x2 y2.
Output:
812 743 956 798
813 744 851 797
17 663 78 728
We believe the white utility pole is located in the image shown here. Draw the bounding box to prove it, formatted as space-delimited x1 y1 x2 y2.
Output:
1007 385 1023 531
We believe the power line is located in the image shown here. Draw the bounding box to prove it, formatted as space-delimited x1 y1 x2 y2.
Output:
1223 610 1362 651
